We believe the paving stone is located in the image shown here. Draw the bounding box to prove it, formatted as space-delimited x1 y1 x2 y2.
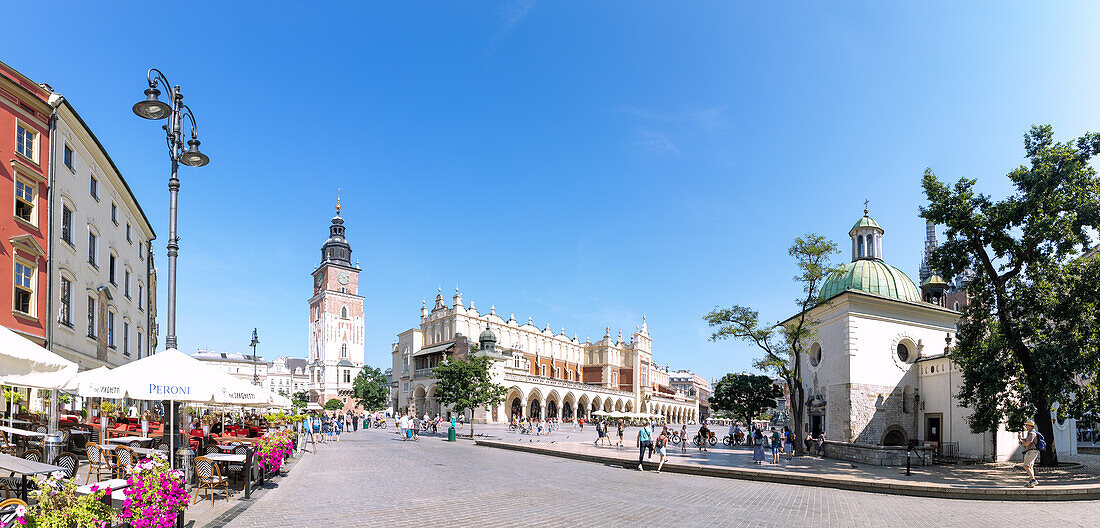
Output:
218 428 1100 528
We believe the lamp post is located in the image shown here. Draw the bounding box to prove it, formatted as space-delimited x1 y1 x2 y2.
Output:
132 68 210 352
250 328 260 386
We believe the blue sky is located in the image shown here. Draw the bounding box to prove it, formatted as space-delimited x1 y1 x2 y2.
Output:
2 2 1098 380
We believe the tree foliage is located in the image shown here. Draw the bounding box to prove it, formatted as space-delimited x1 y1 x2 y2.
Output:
920 125 1100 465
710 373 781 424
704 233 838 454
291 391 309 410
323 398 344 410
353 365 390 412
434 354 507 438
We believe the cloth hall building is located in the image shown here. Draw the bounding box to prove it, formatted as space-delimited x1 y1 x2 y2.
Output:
391 289 699 424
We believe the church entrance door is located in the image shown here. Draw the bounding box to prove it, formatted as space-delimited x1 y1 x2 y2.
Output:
810 414 823 438
924 414 942 446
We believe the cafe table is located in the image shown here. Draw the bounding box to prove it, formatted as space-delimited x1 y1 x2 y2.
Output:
200 451 260 499
105 436 154 445
0 426 44 451
99 443 156 457
0 452 65 501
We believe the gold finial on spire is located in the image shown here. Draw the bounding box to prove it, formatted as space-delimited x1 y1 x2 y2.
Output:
336 187 342 214
863 199 869 216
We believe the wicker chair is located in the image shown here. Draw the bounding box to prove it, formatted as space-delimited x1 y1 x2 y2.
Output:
0 498 28 528
227 445 250 483
204 445 222 455
112 446 136 478
52 453 78 480
19 449 41 463
25 425 47 451
193 456 228 504
155 441 170 452
83 443 113 484
0 433 16 457
128 440 144 448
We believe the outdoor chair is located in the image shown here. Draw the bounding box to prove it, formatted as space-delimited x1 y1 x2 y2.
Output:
0 433 16 457
128 440 143 448
113 446 136 478
193 456 228 505
155 441 170 452
52 452 78 480
204 445 221 455
0 498 28 528
83 443 113 484
25 425 47 451
227 445 250 483
19 449 41 463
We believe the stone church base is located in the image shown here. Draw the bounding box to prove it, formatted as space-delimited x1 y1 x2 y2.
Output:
822 440 933 466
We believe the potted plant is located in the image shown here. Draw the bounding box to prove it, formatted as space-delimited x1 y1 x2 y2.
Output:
15 471 117 527
119 452 190 528
99 402 115 431
200 414 212 437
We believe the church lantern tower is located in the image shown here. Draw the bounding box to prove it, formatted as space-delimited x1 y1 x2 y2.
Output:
307 196 365 409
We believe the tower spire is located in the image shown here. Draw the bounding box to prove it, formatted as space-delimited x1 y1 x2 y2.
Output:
336 187 342 215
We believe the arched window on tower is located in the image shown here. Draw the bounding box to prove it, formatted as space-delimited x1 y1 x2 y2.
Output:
857 236 864 258
866 234 874 258
341 307 348 319
341 344 347 359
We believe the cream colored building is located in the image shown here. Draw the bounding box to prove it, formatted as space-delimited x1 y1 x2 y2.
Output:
794 209 1076 463
392 289 699 424
192 350 308 397
48 96 156 370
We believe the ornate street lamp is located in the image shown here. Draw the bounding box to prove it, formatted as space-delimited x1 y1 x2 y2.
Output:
132 68 210 352
250 328 260 386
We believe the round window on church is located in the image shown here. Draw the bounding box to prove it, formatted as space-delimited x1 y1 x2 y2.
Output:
896 343 911 363
809 343 822 367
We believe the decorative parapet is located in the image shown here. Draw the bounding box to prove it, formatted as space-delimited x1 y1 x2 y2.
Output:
413 368 435 379
502 372 633 397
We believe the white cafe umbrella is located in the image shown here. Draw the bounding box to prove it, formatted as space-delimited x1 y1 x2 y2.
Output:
592 410 608 416
83 348 230 468
0 324 78 390
74 367 122 399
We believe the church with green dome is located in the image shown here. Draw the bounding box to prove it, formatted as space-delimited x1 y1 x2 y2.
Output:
790 208 1078 465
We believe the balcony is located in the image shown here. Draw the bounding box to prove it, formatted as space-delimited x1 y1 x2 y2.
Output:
413 367 435 379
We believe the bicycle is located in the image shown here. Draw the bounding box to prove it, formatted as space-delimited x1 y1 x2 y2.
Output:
693 432 717 447
372 418 388 429
669 431 682 445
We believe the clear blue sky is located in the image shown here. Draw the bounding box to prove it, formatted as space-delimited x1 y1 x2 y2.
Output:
2 2 1098 380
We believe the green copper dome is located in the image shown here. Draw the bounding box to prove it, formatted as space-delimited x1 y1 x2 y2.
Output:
920 274 948 287
849 213 884 235
819 259 922 303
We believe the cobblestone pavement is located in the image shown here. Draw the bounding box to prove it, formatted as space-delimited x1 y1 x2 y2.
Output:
221 428 1100 528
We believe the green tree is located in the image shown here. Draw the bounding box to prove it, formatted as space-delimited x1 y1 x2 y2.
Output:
704 234 839 455
323 398 344 410
710 373 781 425
291 391 309 410
920 125 1100 465
434 354 507 438
353 366 389 412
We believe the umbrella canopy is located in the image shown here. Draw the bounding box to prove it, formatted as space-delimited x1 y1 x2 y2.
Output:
592 410 608 416
84 348 224 403
608 411 626 418
305 402 323 411
74 367 122 398
0 325 78 390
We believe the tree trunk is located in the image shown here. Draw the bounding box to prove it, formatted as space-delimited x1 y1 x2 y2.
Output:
792 385 805 456
1001 301 1059 466
469 409 474 439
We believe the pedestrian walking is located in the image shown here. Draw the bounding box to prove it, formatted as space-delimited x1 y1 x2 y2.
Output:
593 420 603 446
697 422 709 452
1018 419 1042 487
412 415 421 442
303 414 317 453
770 427 781 464
680 424 687 453
783 426 794 460
752 428 765 464
655 427 669 473
616 421 625 447
637 422 654 471
816 431 826 456
399 413 408 441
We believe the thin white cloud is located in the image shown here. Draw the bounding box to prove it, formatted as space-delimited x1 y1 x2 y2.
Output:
630 129 680 155
488 0 536 55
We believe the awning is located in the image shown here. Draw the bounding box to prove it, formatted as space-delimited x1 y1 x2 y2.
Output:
0 325 78 390
413 342 454 357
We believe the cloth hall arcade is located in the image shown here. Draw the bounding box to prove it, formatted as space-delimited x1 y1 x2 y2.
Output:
391 288 700 424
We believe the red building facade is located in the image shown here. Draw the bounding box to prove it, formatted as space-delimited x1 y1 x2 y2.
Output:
0 63 52 344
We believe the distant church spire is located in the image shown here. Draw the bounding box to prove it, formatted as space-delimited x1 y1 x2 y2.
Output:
919 220 938 283
320 192 352 267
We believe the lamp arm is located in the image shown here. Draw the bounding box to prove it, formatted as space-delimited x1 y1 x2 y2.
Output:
146 68 172 92
179 105 200 138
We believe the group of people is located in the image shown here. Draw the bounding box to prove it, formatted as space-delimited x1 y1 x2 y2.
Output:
302 410 361 451
512 416 560 436
397 413 445 441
